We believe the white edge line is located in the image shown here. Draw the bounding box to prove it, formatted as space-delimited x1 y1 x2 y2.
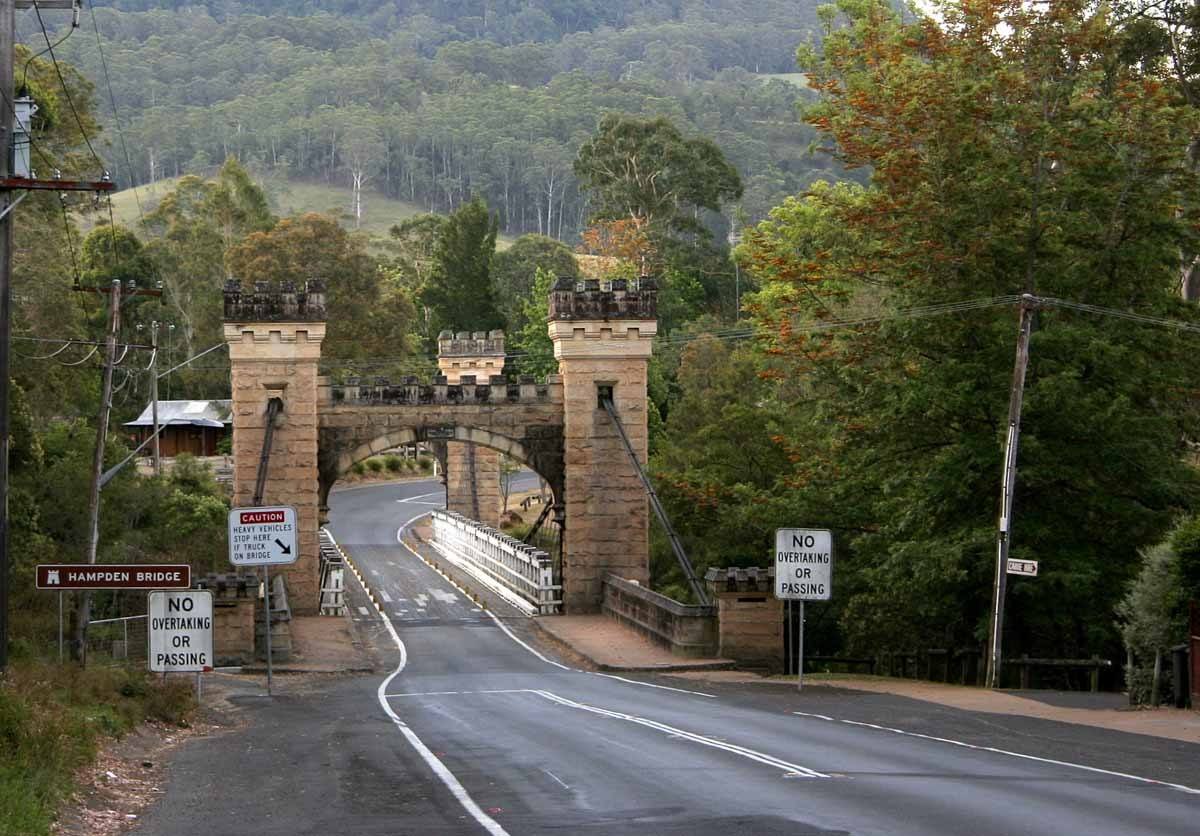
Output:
593 672 716 699
792 712 1200 795
327 524 512 836
394 520 574 671
395 518 723 694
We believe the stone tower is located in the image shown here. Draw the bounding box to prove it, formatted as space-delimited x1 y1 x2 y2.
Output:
548 277 658 612
437 330 506 527
223 280 326 614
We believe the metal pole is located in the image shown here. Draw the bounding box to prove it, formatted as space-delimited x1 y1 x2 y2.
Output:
0 0 14 674
798 600 805 691
264 564 272 696
150 322 160 477
986 295 1037 689
74 279 121 663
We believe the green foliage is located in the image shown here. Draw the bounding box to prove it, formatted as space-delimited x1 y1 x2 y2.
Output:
492 234 579 327
509 269 557 378
366 457 385 473
1169 517 1200 605
0 662 195 836
226 212 418 364
422 197 503 336
383 454 403 472
52 4 826 237
575 114 743 241
1117 538 1189 704
351 461 366 476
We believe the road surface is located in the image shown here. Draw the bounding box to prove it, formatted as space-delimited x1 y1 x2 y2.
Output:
134 476 1200 835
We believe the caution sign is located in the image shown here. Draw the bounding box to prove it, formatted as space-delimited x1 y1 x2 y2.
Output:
148 590 213 672
775 528 833 601
228 506 298 566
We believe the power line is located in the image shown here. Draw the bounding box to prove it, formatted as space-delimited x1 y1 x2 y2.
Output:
30 0 101 170
85 0 142 220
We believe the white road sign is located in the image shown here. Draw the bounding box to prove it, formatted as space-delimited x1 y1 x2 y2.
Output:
228 506 298 566
775 528 833 601
1007 559 1039 577
148 590 213 673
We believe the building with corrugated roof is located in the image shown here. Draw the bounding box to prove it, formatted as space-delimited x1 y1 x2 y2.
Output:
124 400 232 457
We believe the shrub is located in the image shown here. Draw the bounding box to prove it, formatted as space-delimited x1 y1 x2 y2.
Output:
0 663 196 835
417 456 434 472
383 455 402 472
365 457 384 473
350 461 366 476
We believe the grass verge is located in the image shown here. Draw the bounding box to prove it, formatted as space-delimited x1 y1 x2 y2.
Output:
0 661 196 836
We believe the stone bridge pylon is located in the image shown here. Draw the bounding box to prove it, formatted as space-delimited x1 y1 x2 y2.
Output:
223 277 658 615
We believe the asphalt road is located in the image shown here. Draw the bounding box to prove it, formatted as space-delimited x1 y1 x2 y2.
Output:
134 477 1200 836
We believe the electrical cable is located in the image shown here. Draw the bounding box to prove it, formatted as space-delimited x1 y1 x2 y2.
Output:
60 345 97 366
31 1 102 170
85 0 143 221
21 13 74 93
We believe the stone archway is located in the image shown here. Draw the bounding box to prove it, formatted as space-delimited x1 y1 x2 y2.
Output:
224 276 658 614
316 422 564 528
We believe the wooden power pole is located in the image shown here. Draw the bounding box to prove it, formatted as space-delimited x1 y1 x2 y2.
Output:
986 294 1039 689
0 0 113 671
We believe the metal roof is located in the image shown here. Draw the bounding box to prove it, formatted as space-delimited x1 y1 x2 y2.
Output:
124 400 232 429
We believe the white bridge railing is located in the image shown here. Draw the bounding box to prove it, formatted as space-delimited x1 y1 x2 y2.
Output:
429 510 560 615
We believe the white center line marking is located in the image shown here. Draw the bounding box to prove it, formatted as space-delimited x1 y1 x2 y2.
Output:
357 606 369 616
543 769 570 790
380 590 393 603
397 491 444 504
792 712 1200 795
536 690 827 778
335 514 512 836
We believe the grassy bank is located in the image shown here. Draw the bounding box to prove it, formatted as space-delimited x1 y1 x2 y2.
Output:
0 661 196 836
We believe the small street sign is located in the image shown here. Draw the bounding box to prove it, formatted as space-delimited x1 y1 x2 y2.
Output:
1007 558 1039 577
228 506 299 566
148 590 213 673
774 528 833 601
35 564 190 590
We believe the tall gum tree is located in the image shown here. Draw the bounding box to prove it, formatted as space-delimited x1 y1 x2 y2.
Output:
742 0 1200 657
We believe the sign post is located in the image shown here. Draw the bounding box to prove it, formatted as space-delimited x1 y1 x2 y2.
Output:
148 589 213 676
774 528 833 691
228 507 298 696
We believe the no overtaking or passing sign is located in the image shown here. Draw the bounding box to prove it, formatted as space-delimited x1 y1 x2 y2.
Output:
148 590 213 673
775 528 833 601
228 506 298 566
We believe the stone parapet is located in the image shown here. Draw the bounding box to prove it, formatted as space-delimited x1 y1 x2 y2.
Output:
549 276 657 321
437 329 506 358
602 573 717 658
705 566 783 671
224 279 327 322
195 572 259 666
333 375 557 406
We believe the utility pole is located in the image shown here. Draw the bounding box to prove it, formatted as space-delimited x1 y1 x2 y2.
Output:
0 0 14 674
150 321 161 476
73 279 120 663
986 293 1039 689
0 1 113 671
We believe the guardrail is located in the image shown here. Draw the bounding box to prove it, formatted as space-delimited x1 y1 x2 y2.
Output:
430 509 560 615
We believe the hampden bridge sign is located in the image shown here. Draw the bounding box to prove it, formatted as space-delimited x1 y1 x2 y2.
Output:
222 276 658 614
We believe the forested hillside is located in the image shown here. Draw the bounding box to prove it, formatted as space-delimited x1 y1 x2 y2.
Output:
36 1 832 237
